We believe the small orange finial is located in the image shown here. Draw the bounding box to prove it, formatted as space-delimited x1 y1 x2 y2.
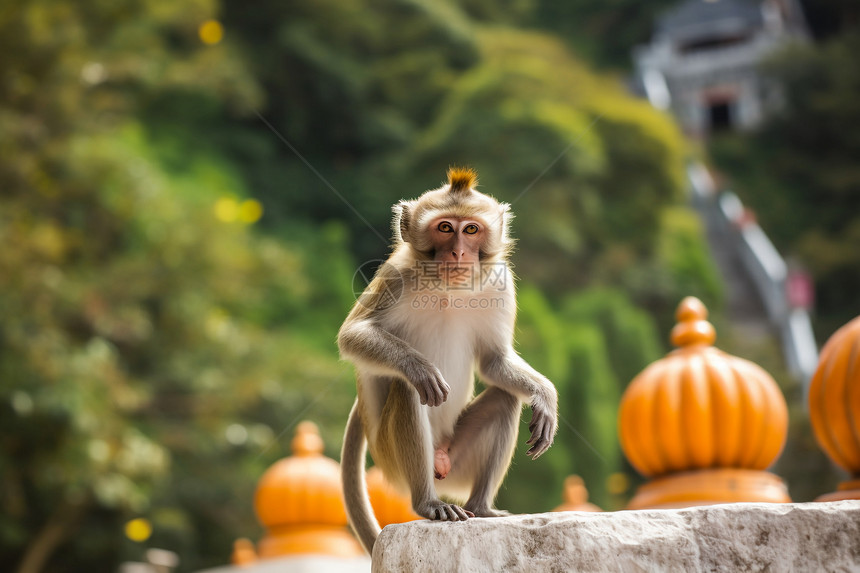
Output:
552 474 601 512
231 538 257 566
563 475 587 505
670 297 716 347
447 166 477 194
291 421 324 457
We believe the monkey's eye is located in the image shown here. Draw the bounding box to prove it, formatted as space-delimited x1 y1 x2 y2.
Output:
438 221 454 233
463 224 479 235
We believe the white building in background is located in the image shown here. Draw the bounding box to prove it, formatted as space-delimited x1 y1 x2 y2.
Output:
633 0 807 137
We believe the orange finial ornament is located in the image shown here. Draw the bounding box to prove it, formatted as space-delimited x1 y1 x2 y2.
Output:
552 475 602 512
619 297 790 509
670 296 716 347
253 421 363 558
809 315 860 501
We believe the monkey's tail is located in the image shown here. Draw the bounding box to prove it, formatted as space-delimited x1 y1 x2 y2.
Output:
341 400 381 555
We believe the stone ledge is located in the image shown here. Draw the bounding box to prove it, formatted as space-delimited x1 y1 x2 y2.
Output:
373 501 860 572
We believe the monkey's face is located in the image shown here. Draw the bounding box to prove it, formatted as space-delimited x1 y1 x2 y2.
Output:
393 174 513 265
429 217 484 268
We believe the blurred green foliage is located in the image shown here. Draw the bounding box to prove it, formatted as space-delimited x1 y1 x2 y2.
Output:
530 0 678 69
0 0 724 571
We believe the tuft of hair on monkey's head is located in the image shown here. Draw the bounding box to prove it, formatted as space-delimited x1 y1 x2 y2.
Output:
446 166 478 195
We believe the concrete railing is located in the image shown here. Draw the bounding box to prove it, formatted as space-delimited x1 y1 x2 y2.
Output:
687 162 818 387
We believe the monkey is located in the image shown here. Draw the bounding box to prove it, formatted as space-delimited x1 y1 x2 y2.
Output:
339 167 558 554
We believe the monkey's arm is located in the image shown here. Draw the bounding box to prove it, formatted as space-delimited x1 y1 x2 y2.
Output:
478 348 558 459
338 318 450 407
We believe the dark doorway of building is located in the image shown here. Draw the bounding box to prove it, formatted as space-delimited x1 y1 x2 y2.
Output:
709 101 732 132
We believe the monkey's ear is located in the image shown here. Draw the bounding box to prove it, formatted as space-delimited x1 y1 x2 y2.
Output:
498 203 514 253
499 203 513 240
392 200 413 244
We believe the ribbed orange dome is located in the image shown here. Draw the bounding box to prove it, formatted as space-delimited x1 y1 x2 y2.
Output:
254 421 347 527
366 467 421 527
809 315 860 477
619 297 789 477
252 421 362 558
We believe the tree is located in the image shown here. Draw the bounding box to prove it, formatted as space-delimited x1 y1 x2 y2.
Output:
530 0 679 69
0 2 354 571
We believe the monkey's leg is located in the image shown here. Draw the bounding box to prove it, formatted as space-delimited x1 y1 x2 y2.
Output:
377 379 472 521
448 386 520 517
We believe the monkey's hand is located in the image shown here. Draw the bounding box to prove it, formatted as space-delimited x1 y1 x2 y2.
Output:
526 393 557 460
404 359 450 407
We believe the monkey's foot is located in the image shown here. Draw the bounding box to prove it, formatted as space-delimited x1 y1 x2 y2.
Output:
463 505 510 518
434 447 451 480
416 499 474 521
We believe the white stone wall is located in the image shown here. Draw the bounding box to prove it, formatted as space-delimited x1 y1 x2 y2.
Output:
374 502 860 573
